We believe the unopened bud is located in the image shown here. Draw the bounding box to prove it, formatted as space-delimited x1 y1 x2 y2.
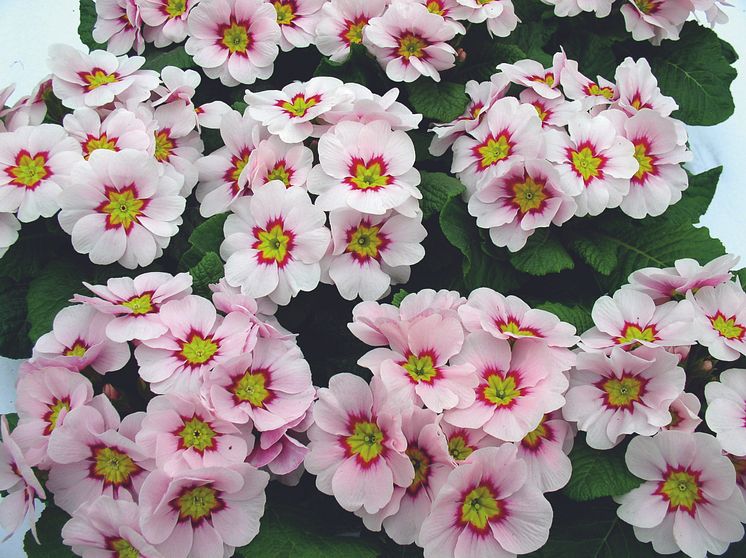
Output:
103 384 121 400
457 48 467 63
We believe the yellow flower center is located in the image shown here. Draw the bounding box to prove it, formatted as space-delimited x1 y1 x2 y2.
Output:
109 538 140 558
483 372 522 407
601 376 645 409
571 146 604 183
7 151 49 189
406 446 430 493
346 421 384 463
397 34 427 59
92 447 140 486
177 485 221 522
616 323 657 345
522 417 549 449
511 176 548 214
231 369 271 407
658 469 702 512
230 153 250 186
426 0 445 15
165 0 187 18
82 69 119 91
222 21 250 53
100 187 146 232
497 320 536 337
533 102 549 123
266 162 292 186
633 142 655 182
274 1 296 25
64 341 88 357
154 130 174 162
179 416 217 453
347 159 391 190
403 353 439 383
180 334 219 365
447 435 474 461
120 292 154 315
587 83 615 99
84 133 118 158
710 312 745 340
344 18 367 45
254 222 293 265
44 399 71 435
477 134 512 169
281 94 320 118
634 0 659 14
346 223 385 261
460 485 502 530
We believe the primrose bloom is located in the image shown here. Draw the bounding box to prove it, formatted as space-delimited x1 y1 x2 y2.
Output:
688 281 746 362
324 209 427 301
497 51 567 100
62 497 164 558
321 83 423 131
245 77 352 143
458 0 519 37
540 0 614 17
308 119 422 217
519 89 582 129
205 337 315 431
139 464 269 558
440 421 500 463
517 414 574 493
140 0 198 47
58 148 186 268
63 107 153 160
93 0 145 55
220 181 331 305
315 0 389 63
364 1 457 83
32 304 130 374
620 0 691 44
0 213 20 257
248 135 313 192
705 368 746 456
444 333 569 442
614 57 678 117
420 445 552 558
559 60 617 109
153 67 201 107
468 160 576 252
616 431 746 558
49 45 158 109
271 0 326 51
664 393 702 433
0 124 82 222
305 373 415 514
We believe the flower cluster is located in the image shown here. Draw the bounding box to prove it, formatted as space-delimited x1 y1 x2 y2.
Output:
305 288 578 555
431 52 692 251
1 271 316 557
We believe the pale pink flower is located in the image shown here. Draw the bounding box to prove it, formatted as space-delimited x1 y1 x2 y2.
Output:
63 106 153 159
559 59 617 109
49 44 158 109
564 347 685 449
692 0 730 26
705 368 746 456
307 119 422 217
439 420 501 462
152 67 201 107
497 51 567 100
0 213 20 258
46 395 152 514
0 78 51 132
247 135 314 192
205 337 314 430
468 160 577 252
613 57 678 117
139 464 269 558
580 289 695 351
195 100 232 129
664 392 702 433
324 208 426 301
208 279 287 340
444 333 569 441
348 300 403 346
305 373 414 513
420 445 553 558
0 124 82 222
32 304 130 374
364 2 457 82
519 88 582 129
93 0 145 55
616 431 746 557
620 0 691 44
73 272 193 342
140 0 199 47
245 77 353 143
688 281 746 361
248 420 309 477
457 0 519 37
58 148 186 268
411 0 471 32
540 0 614 17
399 288 466 322
321 83 422 131
185 0 281 86
315 0 389 62
134 294 256 393
62 497 164 558
220 181 331 305
272 0 326 51
516 414 574 493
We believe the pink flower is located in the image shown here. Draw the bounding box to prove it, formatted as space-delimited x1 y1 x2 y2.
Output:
399 288 467 322
420 445 553 558
457 0 519 37
220 181 331 305
63 107 153 159
139 464 269 558
152 67 201 108
140 0 198 47
93 0 145 55
519 88 582 129
248 135 313 192
305 373 414 513
541 0 614 17
46 395 152 514
0 124 82 222
195 100 232 129
364 2 457 83
497 51 567 100
205 337 315 430
689 281 746 361
13 366 94 468
620 0 691 44
0 213 20 257
664 392 702 433
58 148 186 268
468 160 576 252
32 304 130 374
563 347 685 449
73 271 193 342
315 0 389 63
0 79 51 132
559 59 617 110
705 368 746 456
272 0 326 51
516 414 574 493
321 83 423 131
613 57 678 117
444 333 569 441
324 208 426 301
248 422 309 478
49 45 158 109
439 421 500 462
134 294 256 393
580 289 695 352
185 0 281 86
616 431 746 557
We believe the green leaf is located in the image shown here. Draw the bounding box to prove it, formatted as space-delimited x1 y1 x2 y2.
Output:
141 45 194 72
189 252 224 298
663 167 722 226
0 280 30 358
26 261 83 343
509 230 574 276
392 289 409 307
406 81 469 122
25 503 75 558
189 214 228 255
649 22 737 126
418 171 465 220
78 0 106 51
314 45 369 85
571 236 618 276
563 440 644 502
536 302 593 333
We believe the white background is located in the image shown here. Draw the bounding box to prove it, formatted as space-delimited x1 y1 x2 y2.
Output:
0 1 745 556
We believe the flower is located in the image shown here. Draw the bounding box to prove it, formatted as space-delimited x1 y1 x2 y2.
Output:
664 393 703 433
616 431 746 558
620 0 691 44
468 160 577 252
248 135 313 192
497 51 567 100
705 368 746 456
305 373 414 514
419 445 553 558
93 0 145 55
321 83 423 131
152 67 201 107
0 124 82 222
516 414 574 493
324 208 427 301
315 0 389 63
444 332 569 442
271 0 326 51
689 281 746 361
559 59 617 109
220 181 331 305
540 0 614 18
139 464 269 558
48 44 158 109
308 119 422 216
519 88 582 129
134 294 256 393
363 1 457 83
457 0 519 37
613 57 678 117
245 76 352 143
0 213 20 257
140 0 198 47
32 304 130 374
72 271 193 342
62 496 164 558
580 289 695 352
439 421 500 462
564 347 685 449
58 148 187 268
185 0 281 86
1 78 51 132
63 107 153 159
248 420 310 478
46 395 152 514
205 337 315 430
